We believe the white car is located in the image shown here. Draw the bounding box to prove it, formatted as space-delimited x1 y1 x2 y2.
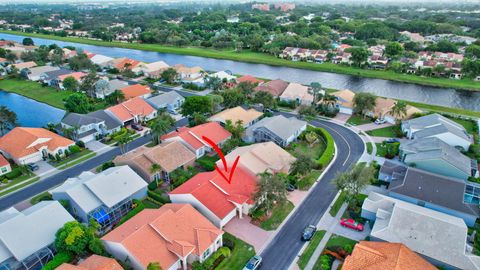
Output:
374 118 387 125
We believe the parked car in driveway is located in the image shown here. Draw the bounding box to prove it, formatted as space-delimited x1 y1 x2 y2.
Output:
286 183 295 192
27 163 39 171
302 225 317 241
243 255 262 270
131 123 143 131
340 218 364 231
374 118 387 125
385 138 400 143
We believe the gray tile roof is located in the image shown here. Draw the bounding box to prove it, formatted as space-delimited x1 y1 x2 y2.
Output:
403 113 464 131
0 201 74 263
401 137 473 176
413 122 470 141
388 167 480 217
87 110 122 131
42 69 74 81
62 112 103 127
247 115 307 141
50 166 147 213
147 91 184 109
27 66 60 78
379 160 408 181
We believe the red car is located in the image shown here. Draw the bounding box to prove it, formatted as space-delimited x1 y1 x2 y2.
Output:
340 218 364 231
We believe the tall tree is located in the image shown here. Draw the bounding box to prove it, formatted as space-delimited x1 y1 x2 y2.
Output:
252 172 288 215
253 91 275 109
180 96 212 117
63 76 79 92
225 119 245 139
221 88 246 108
348 47 369 67
332 163 375 206
290 153 315 176
64 93 94 113
54 221 105 256
22 38 34 46
310 82 322 102
0 106 18 136
105 90 125 105
149 111 175 145
389 101 408 122
353 92 376 117
161 68 178 84
80 72 99 97
385 42 404 58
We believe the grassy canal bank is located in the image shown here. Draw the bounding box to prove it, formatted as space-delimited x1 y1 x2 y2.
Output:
2 30 480 91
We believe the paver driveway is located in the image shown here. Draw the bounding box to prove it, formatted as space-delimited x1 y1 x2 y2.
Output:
224 216 272 252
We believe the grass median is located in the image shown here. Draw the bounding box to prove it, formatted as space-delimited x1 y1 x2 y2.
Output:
3 30 480 91
297 230 327 270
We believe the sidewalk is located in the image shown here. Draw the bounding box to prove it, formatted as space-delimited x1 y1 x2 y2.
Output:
303 203 348 270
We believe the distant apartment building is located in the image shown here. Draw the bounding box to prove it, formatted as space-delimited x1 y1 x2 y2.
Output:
252 3 270 11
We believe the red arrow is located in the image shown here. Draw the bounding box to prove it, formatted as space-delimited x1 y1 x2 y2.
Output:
202 136 239 184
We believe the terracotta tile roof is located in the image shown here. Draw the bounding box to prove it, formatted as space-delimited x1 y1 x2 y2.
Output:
169 166 257 219
113 141 196 174
161 122 231 150
254 79 289 96
11 61 37 70
120 84 152 99
102 204 222 270
107 97 156 122
237 75 264 85
58 72 87 82
0 154 9 167
208 106 263 127
342 241 436 270
0 128 74 160
114 58 142 70
57 255 123 270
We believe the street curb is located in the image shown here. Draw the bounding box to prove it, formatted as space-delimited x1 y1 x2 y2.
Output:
256 138 338 260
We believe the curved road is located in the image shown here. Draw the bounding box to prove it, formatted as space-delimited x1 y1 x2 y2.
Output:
260 118 365 269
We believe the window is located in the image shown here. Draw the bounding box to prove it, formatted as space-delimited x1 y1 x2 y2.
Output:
58 149 63 155
202 249 211 260
1 167 6 173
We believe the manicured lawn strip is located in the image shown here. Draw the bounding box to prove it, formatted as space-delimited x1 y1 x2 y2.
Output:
53 150 96 169
4 30 480 91
346 115 371 126
366 142 373 154
375 143 388 157
297 170 321 190
447 117 477 134
366 126 398 137
0 173 37 192
0 177 39 197
297 230 327 270
260 201 294 231
0 78 71 109
403 100 480 118
289 140 326 161
325 234 358 249
329 191 347 217
216 233 256 270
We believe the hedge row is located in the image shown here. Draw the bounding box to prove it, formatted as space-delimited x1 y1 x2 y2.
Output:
192 247 231 270
41 252 73 270
308 126 335 169
147 190 171 204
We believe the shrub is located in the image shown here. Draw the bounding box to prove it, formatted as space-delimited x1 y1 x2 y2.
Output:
196 156 218 171
147 190 170 204
193 247 231 270
76 140 85 148
48 153 55 160
55 153 61 161
64 149 70 157
41 252 73 270
5 169 21 180
313 127 334 168
100 161 115 171
319 255 331 270
148 180 159 191
68 145 81 154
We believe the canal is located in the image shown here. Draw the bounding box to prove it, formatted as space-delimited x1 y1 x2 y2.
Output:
1 33 479 111
0 91 65 128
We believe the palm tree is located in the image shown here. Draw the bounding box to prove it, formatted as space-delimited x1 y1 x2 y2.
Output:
150 113 175 145
322 93 337 107
0 106 18 136
117 136 133 154
106 90 125 105
150 163 162 185
389 101 408 122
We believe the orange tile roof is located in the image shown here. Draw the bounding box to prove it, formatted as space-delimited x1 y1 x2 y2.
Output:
170 166 257 219
120 84 152 99
107 97 156 122
161 122 231 150
0 128 74 160
115 58 141 70
237 75 264 85
57 255 123 270
58 72 87 82
342 241 436 270
0 154 9 167
102 204 222 270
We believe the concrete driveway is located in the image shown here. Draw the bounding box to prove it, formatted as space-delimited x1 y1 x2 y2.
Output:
356 122 393 132
224 216 272 252
331 220 371 241
86 140 113 153
333 113 351 124
34 160 56 176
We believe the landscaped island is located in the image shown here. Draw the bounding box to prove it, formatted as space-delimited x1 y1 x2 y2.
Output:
2 30 480 91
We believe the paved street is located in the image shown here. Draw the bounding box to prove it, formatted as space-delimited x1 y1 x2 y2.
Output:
260 118 365 270
0 117 189 211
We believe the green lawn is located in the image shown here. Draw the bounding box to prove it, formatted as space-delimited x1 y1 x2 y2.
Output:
297 170 321 190
30 191 52 204
404 100 480 118
346 115 372 126
260 201 294 231
0 177 39 197
290 140 326 161
216 233 256 270
448 117 477 134
0 78 72 109
52 150 96 169
375 143 389 157
366 125 399 138
366 142 373 154
325 234 358 250
4 30 480 91
297 230 327 270
329 192 347 217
